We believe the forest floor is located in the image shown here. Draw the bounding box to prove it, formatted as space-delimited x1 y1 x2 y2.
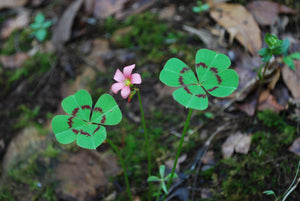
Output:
0 0 300 201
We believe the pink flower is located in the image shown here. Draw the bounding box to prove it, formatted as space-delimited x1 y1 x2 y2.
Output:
111 64 142 99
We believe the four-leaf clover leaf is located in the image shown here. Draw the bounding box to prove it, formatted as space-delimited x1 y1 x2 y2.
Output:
52 90 122 149
159 49 239 110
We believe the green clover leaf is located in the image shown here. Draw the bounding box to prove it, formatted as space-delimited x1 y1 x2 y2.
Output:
159 49 239 110
52 90 122 149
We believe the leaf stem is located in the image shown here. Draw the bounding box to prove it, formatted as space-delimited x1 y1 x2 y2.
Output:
137 89 152 200
106 138 133 201
137 90 151 177
253 61 270 121
162 108 193 201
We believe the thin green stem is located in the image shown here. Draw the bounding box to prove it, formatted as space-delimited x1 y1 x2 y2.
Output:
106 138 133 201
137 90 152 201
253 61 270 122
162 108 193 201
137 90 151 177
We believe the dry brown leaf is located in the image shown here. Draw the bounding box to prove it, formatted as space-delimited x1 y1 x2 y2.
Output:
51 0 83 50
210 3 262 55
258 90 286 112
0 53 29 69
247 1 296 26
282 61 300 99
0 0 27 9
92 0 127 19
222 132 251 158
289 137 300 156
1 11 29 39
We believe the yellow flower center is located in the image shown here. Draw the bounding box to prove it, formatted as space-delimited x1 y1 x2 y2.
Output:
124 78 131 86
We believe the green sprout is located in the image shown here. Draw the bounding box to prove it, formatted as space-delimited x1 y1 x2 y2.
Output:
147 165 178 198
30 13 52 42
192 0 210 13
254 34 299 119
259 33 290 63
52 90 122 149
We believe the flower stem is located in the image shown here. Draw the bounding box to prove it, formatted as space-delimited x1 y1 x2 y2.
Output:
137 90 151 177
106 138 133 201
162 108 193 201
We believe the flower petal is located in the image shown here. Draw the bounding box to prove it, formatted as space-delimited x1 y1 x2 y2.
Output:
113 69 125 82
111 83 125 94
131 73 142 84
121 86 131 99
123 64 135 78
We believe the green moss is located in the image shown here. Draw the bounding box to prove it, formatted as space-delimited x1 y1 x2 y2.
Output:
0 29 33 55
220 125 298 201
103 12 196 65
257 110 286 130
2 146 60 201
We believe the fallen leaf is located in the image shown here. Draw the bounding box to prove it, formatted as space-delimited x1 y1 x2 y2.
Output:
51 0 83 50
210 3 262 55
222 132 251 158
0 0 27 9
84 39 110 72
116 0 157 20
165 154 187 171
289 137 300 156
247 1 296 26
282 60 300 99
158 5 176 20
233 47 263 101
0 53 29 69
1 11 29 39
91 0 127 19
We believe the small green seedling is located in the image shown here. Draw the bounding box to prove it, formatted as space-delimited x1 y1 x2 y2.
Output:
52 90 122 149
147 165 178 195
192 0 210 13
259 33 289 62
30 13 52 42
159 48 239 110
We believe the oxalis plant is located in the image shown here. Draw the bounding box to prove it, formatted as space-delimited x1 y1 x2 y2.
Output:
157 48 239 200
52 49 239 200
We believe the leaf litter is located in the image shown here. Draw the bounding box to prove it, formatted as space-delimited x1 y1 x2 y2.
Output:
0 0 300 200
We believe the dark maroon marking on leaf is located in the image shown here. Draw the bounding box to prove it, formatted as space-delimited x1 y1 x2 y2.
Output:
80 130 91 136
101 115 106 124
72 107 79 116
183 86 192 95
210 67 218 73
179 76 184 85
67 117 74 128
94 107 103 114
195 94 207 98
207 86 219 92
216 75 223 84
72 129 79 135
196 62 207 68
81 105 91 110
180 67 190 74
93 125 101 135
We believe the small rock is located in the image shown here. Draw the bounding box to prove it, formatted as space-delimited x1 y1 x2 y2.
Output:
54 150 120 201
